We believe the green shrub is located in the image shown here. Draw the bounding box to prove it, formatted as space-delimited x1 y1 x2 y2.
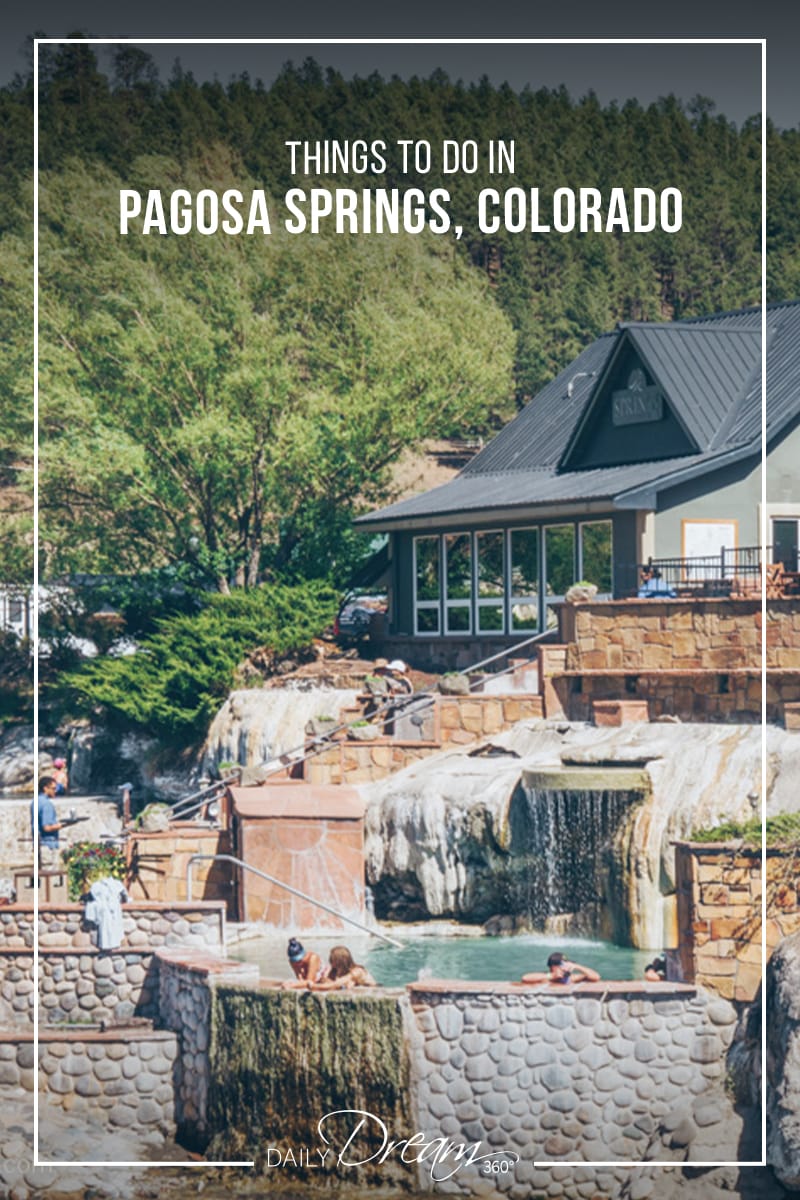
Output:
62 841 127 901
690 813 800 847
57 580 339 742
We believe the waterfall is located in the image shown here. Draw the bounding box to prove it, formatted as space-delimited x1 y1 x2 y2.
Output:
202 686 358 773
508 773 646 941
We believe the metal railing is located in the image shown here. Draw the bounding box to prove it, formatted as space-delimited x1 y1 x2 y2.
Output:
185 853 404 948
167 627 552 817
633 547 764 596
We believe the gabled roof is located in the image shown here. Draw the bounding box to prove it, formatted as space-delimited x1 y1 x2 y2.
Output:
358 301 800 528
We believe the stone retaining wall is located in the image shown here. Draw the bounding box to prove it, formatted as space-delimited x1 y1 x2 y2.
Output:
675 842 800 1001
554 668 781 724
0 1028 178 1135
305 695 543 785
406 981 739 1194
156 948 259 1146
305 739 437 786
0 903 226 1026
561 597 797 671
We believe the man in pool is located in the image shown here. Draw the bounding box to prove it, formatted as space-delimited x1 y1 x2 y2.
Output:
520 951 601 985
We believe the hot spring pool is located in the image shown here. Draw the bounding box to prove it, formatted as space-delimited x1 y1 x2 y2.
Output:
366 935 653 987
228 929 655 987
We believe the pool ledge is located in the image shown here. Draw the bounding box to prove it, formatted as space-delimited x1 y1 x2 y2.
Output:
405 978 697 996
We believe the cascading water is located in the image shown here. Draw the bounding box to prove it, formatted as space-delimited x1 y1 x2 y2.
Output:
202 686 358 773
510 776 646 941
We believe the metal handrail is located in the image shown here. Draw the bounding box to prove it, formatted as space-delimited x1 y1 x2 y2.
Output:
457 628 553 675
244 627 551 782
168 629 552 811
185 853 403 948
169 778 234 821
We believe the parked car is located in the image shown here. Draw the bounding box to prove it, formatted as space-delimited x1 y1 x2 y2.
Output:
334 594 387 642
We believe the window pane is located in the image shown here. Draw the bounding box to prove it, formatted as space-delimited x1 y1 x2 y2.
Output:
446 534 472 600
545 525 575 597
417 608 439 634
510 528 539 598
511 603 539 631
581 522 613 593
477 532 504 598
415 537 440 601
446 606 470 633
478 604 504 632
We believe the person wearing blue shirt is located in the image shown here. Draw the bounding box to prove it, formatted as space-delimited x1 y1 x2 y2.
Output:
638 566 677 599
33 776 63 868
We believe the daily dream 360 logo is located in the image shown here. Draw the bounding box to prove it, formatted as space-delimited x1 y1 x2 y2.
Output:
265 1109 520 1183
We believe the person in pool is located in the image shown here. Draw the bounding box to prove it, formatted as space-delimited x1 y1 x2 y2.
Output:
281 937 324 989
308 945 376 991
644 955 667 982
520 951 601 986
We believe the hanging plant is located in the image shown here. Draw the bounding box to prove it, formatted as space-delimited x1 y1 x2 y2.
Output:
62 841 127 901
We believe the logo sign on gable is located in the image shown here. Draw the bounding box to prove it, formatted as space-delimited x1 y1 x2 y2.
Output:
611 367 664 426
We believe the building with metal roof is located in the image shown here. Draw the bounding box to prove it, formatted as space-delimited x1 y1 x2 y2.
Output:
357 301 800 659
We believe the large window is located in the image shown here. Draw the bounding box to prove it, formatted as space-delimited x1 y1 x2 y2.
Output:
411 518 614 636
544 525 576 628
476 531 505 632
509 528 540 631
445 533 472 633
579 521 613 596
414 536 440 634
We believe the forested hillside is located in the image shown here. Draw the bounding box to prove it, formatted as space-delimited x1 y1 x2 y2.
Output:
1 43 797 590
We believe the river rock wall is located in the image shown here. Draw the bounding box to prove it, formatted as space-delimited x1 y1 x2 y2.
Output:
0 903 225 1027
173 976 753 1197
1 1028 180 1135
407 981 740 1194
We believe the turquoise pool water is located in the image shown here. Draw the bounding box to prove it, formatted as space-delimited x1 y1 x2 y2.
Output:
366 935 654 988
229 929 656 987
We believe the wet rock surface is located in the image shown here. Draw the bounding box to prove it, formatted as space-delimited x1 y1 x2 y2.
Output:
363 722 795 943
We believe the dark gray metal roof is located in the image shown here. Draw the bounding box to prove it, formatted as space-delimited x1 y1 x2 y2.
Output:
461 337 615 474
358 455 718 524
624 325 761 449
359 300 799 528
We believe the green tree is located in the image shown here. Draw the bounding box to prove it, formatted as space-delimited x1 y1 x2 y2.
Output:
60 579 339 739
35 157 516 591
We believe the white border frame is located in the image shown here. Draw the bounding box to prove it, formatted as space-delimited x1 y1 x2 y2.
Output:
32 35 767 1171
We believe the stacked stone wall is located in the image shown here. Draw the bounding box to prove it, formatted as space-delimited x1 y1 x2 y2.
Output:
0 1028 178 1134
675 843 800 1001
305 694 543 785
561 598 787 671
0 903 226 1026
558 669 778 723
